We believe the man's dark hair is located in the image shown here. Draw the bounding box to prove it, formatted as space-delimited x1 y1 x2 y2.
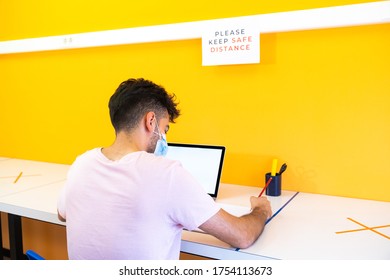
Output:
108 78 180 132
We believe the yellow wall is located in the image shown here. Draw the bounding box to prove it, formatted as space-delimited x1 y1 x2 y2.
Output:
1 0 389 259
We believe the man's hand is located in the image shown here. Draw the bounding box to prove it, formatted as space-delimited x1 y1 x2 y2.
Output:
250 196 272 220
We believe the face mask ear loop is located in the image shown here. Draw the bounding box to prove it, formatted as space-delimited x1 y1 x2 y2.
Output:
153 116 162 140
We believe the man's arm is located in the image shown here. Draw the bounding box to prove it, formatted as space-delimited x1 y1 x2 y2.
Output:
199 196 272 249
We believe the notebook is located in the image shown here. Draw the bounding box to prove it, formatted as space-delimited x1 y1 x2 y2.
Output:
166 143 225 199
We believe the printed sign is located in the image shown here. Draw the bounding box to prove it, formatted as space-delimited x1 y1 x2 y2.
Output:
202 25 259 66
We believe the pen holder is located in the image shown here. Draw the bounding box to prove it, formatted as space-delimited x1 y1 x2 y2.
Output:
265 172 281 196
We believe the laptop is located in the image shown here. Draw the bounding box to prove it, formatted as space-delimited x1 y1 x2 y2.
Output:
166 143 225 199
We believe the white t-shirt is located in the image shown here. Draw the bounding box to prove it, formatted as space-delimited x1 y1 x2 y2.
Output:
57 148 220 259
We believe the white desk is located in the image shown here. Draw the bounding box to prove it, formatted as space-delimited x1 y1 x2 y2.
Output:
1 158 389 260
240 192 390 259
0 158 69 259
0 181 65 226
0 158 69 196
182 185 390 260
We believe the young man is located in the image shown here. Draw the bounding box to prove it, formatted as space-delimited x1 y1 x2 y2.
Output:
57 78 272 259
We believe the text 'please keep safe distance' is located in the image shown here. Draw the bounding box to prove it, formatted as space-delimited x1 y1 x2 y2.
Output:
202 27 259 66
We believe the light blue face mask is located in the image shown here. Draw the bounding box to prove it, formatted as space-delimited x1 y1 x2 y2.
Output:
153 118 168 157
154 133 168 157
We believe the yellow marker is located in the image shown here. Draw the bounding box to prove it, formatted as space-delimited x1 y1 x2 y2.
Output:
271 159 278 176
14 172 23 184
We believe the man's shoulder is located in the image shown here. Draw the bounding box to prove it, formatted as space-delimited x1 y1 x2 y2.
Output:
76 148 100 159
70 148 101 166
138 152 181 169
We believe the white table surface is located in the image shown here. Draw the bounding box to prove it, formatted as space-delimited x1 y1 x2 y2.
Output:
0 181 65 226
240 192 390 259
0 158 69 198
0 157 68 226
182 183 390 260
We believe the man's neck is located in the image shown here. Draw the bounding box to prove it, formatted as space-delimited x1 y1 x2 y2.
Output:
101 131 142 161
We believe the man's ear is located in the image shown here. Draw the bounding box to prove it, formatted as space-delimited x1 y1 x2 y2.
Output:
145 111 156 132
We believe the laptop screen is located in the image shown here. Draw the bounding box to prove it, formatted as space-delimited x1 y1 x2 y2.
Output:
166 143 225 198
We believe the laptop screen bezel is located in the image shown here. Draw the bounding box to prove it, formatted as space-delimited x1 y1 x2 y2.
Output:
166 142 225 198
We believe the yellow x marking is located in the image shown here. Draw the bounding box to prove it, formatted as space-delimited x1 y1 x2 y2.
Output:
0 172 41 183
336 217 390 240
